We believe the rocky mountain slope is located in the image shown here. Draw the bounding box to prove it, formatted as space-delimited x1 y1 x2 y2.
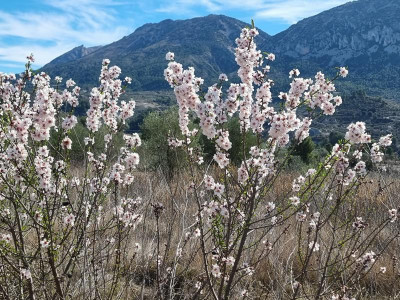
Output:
271 0 400 64
268 0 400 99
43 45 102 68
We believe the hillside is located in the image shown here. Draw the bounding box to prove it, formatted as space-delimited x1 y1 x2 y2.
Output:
41 15 270 90
41 0 400 100
39 0 400 149
269 0 400 100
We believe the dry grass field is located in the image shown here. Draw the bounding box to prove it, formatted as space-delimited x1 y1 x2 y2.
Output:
96 167 400 299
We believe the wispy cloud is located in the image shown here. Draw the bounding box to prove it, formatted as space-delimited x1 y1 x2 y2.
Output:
155 0 352 23
253 0 352 24
0 0 133 71
155 0 221 14
0 43 78 70
155 0 264 14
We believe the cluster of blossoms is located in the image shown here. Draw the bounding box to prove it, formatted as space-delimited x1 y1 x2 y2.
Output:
307 72 343 115
235 28 264 132
0 68 77 192
242 262 255 277
62 115 78 130
124 152 140 169
1 233 12 244
124 133 141 148
211 264 222 278
0 55 142 197
292 175 306 192
162 26 396 296
352 217 367 230
167 137 184 147
86 59 135 132
34 146 54 191
356 251 376 272
369 134 392 163
114 197 142 227
201 175 230 219
308 241 320 252
241 146 275 181
31 73 57 141
345 122 371 144
0 54 144 293
329 122 392 185
163 21 352 185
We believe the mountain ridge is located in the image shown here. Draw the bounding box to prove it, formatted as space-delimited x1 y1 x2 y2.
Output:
42 15 270 91
41 1 400 100
38 3 400 149
44 45 102 68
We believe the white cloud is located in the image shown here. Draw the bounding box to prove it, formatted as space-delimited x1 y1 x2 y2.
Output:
156 0 353 24
0 0 133 70
254 0 353 24
0 62 25 69
0 43 78 66
156 0 221 14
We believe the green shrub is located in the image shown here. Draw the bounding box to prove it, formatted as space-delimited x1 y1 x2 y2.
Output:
200 116 258 165
140 107 190 178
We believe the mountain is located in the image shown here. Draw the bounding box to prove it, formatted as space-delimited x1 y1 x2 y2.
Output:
268 0 400 100
39 2 400 148
41 15 270 91
271 0 400 64
44 45 102 68
41 0 400 100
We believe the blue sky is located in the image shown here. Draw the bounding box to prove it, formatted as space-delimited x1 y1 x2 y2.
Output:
0 0 353 73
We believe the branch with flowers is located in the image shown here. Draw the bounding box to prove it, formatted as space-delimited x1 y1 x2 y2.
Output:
0 23 398 300
161 23 398 300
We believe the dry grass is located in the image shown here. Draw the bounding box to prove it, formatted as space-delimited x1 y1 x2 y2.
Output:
117 168 400 299
2 165 399 299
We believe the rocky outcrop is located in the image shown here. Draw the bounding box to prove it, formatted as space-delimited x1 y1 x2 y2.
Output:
270 0 400 65
44 45 102 68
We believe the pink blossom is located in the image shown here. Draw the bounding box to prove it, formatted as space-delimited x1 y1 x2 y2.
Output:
64 213 76 226
66 79 76 88
165 52 174 61
62 115 78 130
21 269 32 280
339 67 349 78
61 137 72 150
